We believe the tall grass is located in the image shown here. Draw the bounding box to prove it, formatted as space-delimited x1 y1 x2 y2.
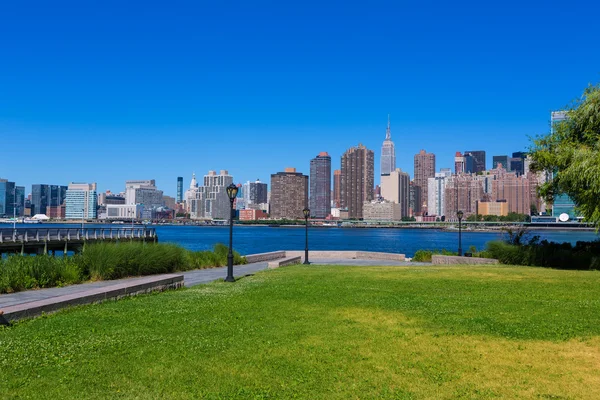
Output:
0 242 246 294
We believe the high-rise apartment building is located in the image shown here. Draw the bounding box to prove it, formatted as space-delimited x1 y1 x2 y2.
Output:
427 168 452 217
380 168 410 217
176 177 183 203
492 155 509 170
380 115 396 176
65 183 98 220
191 170 234 220
309 152 332 219
270 168 309 219
333 170 341 208
341 144 374 219
464 150 486 173
15 186 25 216
409 182 421 217
413 150 435 213
444 174 484 220
490 168 531 215
242 179 268 207
31 184 68 215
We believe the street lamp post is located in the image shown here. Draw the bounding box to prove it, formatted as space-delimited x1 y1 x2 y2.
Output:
457 210 464 256
225 183 238 283
303 208 310 264
81 208 85 233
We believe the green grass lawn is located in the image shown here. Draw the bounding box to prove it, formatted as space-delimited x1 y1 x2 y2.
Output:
2 265 600 399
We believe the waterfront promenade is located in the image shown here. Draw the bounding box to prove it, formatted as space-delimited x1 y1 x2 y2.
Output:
0 253 420 324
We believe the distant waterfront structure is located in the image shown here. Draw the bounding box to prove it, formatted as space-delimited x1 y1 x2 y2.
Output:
65 183 98 220
427 168 452 217
0 179 16 217
444 174 484 220
490 167 531 215
380 115 396 176
380 168 410 218
125 180 164 208
333 169 341 208
15 186 25 217
242 179 268 207
363 200 402 221
510 152 527 176
184 173 198 212
341 144 374 219
492 155 509 170
31 184 67 216
191 170 234 220
464 150 486 173
413 150 435 214
176 177 183 203
270 168 308 219
409 182 421 217
309 152 332 219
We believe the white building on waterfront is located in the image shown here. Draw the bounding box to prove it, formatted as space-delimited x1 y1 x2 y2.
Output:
125 179 164 208
427 168 452 217
191 170 234 220
362 200 402 221
65 182 97 220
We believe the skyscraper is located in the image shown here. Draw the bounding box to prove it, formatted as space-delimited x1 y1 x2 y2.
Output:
0 179 15 217
191 170 234 220
492 155 509 170
464 150 486 173
380 115 396 176
413 150 435 213
31 184 68 215
341 144 374 219
176 177 183 203
510 152 527 176
65 183 98 219
333 170 342 208
380 168 410 217
243 179 268 206
270 168 309 219
427 168 452 217
309 152 332 219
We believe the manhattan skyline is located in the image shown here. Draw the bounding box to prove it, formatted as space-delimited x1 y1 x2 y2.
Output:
1 1 599 196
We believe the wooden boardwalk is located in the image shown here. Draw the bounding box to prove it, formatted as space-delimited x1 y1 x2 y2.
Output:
0 227 157 255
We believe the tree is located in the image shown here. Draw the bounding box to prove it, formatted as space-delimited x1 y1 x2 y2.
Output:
529 84 600 225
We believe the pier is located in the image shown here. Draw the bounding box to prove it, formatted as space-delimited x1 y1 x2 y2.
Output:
0 227 157 256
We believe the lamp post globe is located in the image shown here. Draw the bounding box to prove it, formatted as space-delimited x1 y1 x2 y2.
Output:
457 210 464 256
225 183 238 282
303 207 310 265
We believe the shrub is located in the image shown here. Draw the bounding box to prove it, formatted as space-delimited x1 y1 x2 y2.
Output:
0 255 84 294
412 249 458 262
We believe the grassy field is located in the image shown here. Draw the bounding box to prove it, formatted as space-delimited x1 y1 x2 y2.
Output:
2 265 600 399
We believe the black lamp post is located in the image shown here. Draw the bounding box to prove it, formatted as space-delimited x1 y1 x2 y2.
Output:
303 208 310 264
457 210 464 256
225 183 238 282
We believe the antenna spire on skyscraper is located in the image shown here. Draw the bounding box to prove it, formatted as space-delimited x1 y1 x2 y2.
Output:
386 114 391 140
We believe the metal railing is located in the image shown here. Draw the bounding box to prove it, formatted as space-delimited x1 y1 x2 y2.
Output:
0 227 156 244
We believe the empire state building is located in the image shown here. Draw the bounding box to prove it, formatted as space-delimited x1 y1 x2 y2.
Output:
380 115 396 175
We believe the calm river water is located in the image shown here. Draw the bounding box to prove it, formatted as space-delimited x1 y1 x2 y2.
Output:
8 223 599 258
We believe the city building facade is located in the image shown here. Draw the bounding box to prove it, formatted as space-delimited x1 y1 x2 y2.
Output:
413 150 435 214
333 169 341 208
0 179 16 217
427 168 452 217
31 184 68 216
176 177 183 203
65 183 98 220
242 179 268 207
341 144 374 219
492 155 509 170
362 200 402 221
380 168 410 217
490 167 531 215
191 170 234 220
380 115 396 175
309 152 332 218
270 168 309 219
444 174 484 220
464 150 486 173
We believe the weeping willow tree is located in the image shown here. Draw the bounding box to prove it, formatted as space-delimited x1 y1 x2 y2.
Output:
529 84 600 225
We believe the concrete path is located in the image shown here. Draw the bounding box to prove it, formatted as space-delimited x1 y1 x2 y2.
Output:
0 259 429 312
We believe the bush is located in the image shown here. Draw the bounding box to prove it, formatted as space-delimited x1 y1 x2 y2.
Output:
0 242 247 293
413 249 458 262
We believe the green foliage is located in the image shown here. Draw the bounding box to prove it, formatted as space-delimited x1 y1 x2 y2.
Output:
0 242 246 293
486 239 600 270
529 84 600 225
413 249 458 262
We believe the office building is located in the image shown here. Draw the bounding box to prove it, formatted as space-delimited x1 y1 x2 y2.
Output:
380 168 410 217
492 155 509 170
125 180 164 208
427 168 452 217
510 152 527 176
0 179 16 217
464 150 486 173
15 186 25 216
191 170 234 220
409 182 421 217
309 152 332 219
65 183 98 220
363 200 402 221
270 168 309 219
176 177 183 203
413 150 435 213
380 115 396 175
31 184 68 215
333 169 342 208
341 144 374 219
243 179 268 207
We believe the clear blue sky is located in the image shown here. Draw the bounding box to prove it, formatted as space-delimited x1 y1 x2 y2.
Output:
1 0 599 197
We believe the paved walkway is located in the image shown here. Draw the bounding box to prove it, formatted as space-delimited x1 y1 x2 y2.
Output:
0 259 426 311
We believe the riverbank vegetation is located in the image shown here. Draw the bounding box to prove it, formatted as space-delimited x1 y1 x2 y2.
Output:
0 242 245 294
2 265 600 399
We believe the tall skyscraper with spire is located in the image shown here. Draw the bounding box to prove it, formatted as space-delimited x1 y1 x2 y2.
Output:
380 115 396 176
